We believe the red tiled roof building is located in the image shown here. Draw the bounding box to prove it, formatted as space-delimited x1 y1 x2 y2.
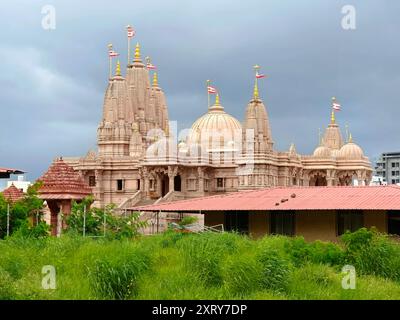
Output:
38 158 93 236
2 184 24 203
135 185 400 241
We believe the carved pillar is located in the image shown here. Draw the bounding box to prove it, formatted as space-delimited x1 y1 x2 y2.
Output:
168 166 176 192
198 167 204 192
326 170 336 186
141 167 150 198
95 169 103 205
302 171 310 186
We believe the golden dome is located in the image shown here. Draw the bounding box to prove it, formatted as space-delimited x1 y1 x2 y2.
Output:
313 145 331 158
188 95 242 151
339 142 364 159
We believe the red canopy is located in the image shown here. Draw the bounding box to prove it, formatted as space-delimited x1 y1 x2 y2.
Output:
133 185 400 212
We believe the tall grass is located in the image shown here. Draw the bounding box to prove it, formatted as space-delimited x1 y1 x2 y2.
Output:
1 228 400 299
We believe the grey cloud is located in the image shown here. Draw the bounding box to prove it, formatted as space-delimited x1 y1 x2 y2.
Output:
1 0 400 185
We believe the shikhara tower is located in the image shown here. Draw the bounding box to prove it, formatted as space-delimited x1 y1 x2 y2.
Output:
64 36 372 211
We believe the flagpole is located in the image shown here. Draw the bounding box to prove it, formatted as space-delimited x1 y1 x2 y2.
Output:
127 26 130 65
207 80 210 109
108 43 113 79
254 64 260 96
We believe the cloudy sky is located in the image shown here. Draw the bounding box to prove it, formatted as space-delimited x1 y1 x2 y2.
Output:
1 0 399 186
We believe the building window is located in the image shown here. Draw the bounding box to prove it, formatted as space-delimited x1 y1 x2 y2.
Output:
88 176 96 187
187 179 197 191
270 211 295 236
388 211 400 236
204 179 209 191
149 179 155 191
217 178 224 188
392 163 396 168
117 179 124 191
337 211 363 236
392 179 396 184
224 211 249 234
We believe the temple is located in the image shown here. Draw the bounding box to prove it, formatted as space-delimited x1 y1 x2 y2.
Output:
63 40 372 213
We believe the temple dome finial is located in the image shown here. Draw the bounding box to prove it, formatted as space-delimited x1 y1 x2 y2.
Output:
215 93 220 106
115 60 121 76
134 42 141 61
153 72 158 87
331 110 335 124
254 81 259 99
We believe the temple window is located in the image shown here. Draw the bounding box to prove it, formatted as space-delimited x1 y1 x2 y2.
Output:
117 179 124 191
216 178 224 188
89 175 96 187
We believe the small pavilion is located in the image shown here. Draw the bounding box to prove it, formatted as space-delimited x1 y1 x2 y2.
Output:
2 184 24 203
37 158 92 236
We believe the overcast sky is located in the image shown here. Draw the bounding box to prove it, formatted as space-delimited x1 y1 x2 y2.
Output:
1 0 399 186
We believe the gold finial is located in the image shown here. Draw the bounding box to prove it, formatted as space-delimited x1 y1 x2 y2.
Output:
115 60 121 76
254 81 259 99
108 43 113 49
134 42 141 60
345 124 349 142
349 132 353 143
153 72 158 87
215 93 220 105
253 65 261 100
331 110 335 124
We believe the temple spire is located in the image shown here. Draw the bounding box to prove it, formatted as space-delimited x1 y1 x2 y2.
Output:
153 72 158 87
331 110 335 124
254 81 259 99
115 60 121 76
215 93 220 105
134 42 141 61
253 64 260 100
349 132 353 143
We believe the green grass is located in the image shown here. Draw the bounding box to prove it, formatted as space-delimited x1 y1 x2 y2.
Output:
1 228 400 300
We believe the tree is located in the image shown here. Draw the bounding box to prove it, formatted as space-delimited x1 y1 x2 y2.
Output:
0 182 46 239
66 196 147 239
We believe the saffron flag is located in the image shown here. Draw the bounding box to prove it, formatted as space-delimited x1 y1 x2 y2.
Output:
332 101 341 111
127 26 135 38
108 50 120 57
207 86 217 94
256 72 266 79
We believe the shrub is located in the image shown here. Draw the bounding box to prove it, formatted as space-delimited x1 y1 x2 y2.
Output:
222 253 263 296
179 216 198 226
178 233 240 286
0 268 16 300
256 248 292 293
86 244 150 299
287 264 341 299
342 228 400 281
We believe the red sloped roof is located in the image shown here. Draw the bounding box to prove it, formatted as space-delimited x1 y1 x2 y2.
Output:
37 158 92 200
133 185 400 212
2 184 24 203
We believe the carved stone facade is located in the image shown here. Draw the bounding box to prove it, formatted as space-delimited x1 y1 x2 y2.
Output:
63 43 372 209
